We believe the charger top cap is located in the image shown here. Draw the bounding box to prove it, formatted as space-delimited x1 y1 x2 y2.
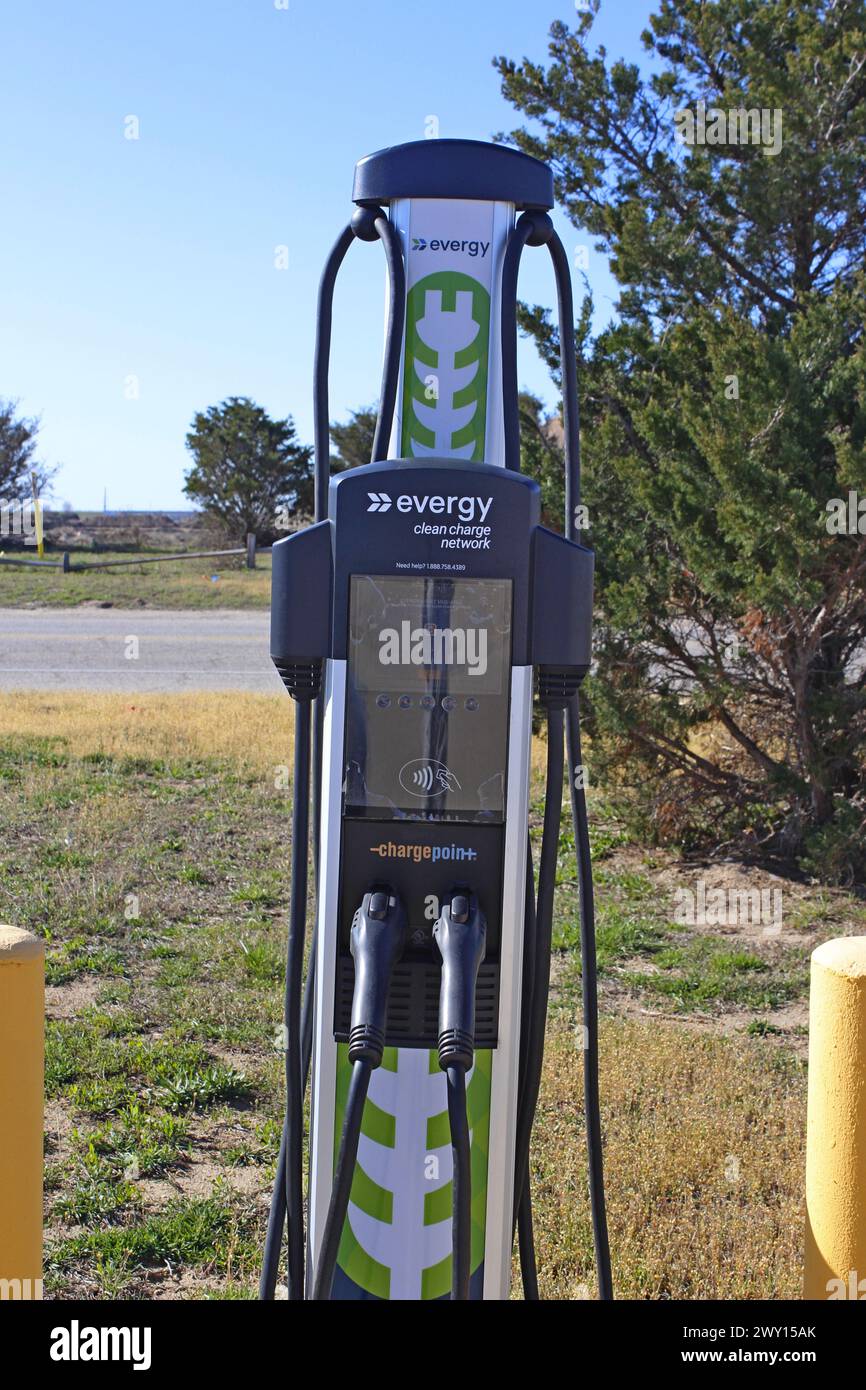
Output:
352 138 554 211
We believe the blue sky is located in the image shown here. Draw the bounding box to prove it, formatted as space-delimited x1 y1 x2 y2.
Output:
0 0 656 510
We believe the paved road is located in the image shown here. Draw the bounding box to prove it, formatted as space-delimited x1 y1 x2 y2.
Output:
6 607 863 695
0 608 281 692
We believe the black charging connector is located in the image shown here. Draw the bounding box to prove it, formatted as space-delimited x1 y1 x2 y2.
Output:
312 886 406 1300
434 891 486 1300
434 892 487 1071
348 888 407 1066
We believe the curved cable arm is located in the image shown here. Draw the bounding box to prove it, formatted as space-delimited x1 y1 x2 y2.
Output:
545 231 582 542
500 214 540 472
313 209 406 516
313 225 355 522
370 213 406 463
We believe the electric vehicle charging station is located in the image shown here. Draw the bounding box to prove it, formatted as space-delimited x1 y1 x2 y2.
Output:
263 139 612 1301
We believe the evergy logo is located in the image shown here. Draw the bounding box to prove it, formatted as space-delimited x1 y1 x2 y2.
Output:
379 622 488 677
412 236 490 258
367 492 493 523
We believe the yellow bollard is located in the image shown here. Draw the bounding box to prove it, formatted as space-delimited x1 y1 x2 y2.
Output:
804 936 866 1300
0 926 44 1301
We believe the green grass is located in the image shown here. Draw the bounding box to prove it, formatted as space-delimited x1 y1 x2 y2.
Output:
48 1190 260 1293
157 1061 251 1114
622 934 809 1011
47 1021 251 1117
46 939 126 986
0 548 271 608
88 1106 190 1178
747 1018 785 1037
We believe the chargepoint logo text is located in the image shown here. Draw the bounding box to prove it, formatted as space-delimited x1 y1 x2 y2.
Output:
378 621 488 677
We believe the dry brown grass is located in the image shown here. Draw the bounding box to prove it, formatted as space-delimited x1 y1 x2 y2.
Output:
529 1018 805 1299
0 691 293 776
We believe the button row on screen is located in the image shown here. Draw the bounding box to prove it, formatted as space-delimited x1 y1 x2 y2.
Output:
375 694 479 712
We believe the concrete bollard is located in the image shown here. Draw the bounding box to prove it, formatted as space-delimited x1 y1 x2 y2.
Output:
804 936 866 1300
0 927 44 1301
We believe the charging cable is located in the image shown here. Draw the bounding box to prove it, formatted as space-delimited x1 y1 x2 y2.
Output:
434 891 487 1300
311 888 406 1300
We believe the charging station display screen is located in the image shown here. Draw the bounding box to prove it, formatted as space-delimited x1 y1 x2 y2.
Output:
344 575 512 823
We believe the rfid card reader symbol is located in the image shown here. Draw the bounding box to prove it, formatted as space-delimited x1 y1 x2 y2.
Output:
399 759 461 797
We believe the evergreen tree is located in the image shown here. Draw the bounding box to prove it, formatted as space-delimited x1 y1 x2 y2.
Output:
0 398 54 499
497 0 866 877
183 397 312 541
330 404 378 471
518 391 566 528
